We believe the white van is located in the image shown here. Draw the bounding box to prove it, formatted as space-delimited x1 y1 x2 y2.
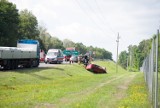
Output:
45 49 63 64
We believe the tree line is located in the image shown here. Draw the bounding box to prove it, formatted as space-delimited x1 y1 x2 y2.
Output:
118 36 159 71
0 0 112 60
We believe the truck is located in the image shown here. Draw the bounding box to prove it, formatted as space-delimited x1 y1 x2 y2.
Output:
63 47 79 61
63 50 72 61
0 39 40 70
45 49 64 64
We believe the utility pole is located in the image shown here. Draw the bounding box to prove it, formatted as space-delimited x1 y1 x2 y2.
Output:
129 46 132 71
127 57 129 71
116 33 120 73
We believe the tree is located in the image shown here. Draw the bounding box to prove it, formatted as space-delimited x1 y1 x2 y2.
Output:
119 38 152 71
131 45 139 70
0 0 19 46
38 25 49 52
137 39 152 67
91 47 112 60
38 25 64 52
18 9 39 39
74 42 87 54
118 51 128 69
49 37 64 50
63 39 75 48
127 45 140 71
102 49 112 60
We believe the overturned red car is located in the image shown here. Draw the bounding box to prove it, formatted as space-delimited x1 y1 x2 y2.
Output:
86 64 107 74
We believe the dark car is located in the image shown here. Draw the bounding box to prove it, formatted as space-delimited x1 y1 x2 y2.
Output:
86 64 107 73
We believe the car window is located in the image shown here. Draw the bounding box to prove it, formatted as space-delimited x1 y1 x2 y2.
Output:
47 52 58 56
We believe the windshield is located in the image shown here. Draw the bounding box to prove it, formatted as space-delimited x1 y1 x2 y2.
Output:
47 52 58 56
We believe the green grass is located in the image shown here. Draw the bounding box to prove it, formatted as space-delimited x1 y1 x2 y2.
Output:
0 61 151 108
118 73 151 108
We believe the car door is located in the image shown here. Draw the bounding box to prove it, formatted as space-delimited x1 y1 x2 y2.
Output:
57 50 64 62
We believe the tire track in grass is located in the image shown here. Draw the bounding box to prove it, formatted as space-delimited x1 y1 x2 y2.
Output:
56 73 135 106
97 73 137 108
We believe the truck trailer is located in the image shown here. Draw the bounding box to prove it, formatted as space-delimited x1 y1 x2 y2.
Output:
0 40 40 70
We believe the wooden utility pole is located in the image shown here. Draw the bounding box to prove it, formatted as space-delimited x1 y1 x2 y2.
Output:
116 33 120 73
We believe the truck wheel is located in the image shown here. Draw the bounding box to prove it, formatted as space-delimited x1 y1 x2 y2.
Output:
32 59 39 67
26 63 31 68
4 60 11 70
11 60 15 70
14 60 18 69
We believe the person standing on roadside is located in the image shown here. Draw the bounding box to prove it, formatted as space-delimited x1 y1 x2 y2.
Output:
83 55 89 67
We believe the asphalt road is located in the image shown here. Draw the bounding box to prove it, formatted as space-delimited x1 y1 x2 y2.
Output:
0 62 71 70
39 62 70 68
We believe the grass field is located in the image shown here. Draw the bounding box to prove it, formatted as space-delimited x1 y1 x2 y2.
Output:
0 61 151 108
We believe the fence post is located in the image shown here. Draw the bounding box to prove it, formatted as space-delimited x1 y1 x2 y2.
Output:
155 29 159 108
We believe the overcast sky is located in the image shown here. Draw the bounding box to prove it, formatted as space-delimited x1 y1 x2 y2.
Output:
9 0 160 60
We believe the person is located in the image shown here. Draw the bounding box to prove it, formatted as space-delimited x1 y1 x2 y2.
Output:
78 54 83 65
83 55 89 67
69 56 73 64
78 55 81 65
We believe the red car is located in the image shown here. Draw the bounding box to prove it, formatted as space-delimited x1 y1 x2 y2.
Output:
86 64 107 73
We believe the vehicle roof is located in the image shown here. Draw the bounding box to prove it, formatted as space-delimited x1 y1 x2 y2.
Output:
48 49 61 52
17 40 38 44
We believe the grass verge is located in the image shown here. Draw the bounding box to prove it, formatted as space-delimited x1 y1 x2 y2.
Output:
0 61 151 108
118 72 151 108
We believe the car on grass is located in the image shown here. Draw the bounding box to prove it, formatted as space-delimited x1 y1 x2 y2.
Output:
86 64 107 73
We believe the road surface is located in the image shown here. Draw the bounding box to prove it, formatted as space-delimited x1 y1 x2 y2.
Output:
39 62 70 68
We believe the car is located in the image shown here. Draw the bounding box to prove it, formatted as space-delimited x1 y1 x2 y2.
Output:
45 49 63 64
86 64 107 73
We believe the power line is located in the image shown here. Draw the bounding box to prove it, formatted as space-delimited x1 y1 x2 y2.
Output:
74 0 115 40
94 0 117 35
94 0 127 44
84 0 116 36
94 0 128 44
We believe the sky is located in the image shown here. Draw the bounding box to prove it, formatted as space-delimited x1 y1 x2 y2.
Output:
9 0 160 61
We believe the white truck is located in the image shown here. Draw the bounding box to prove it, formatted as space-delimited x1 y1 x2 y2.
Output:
0 39 40 70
